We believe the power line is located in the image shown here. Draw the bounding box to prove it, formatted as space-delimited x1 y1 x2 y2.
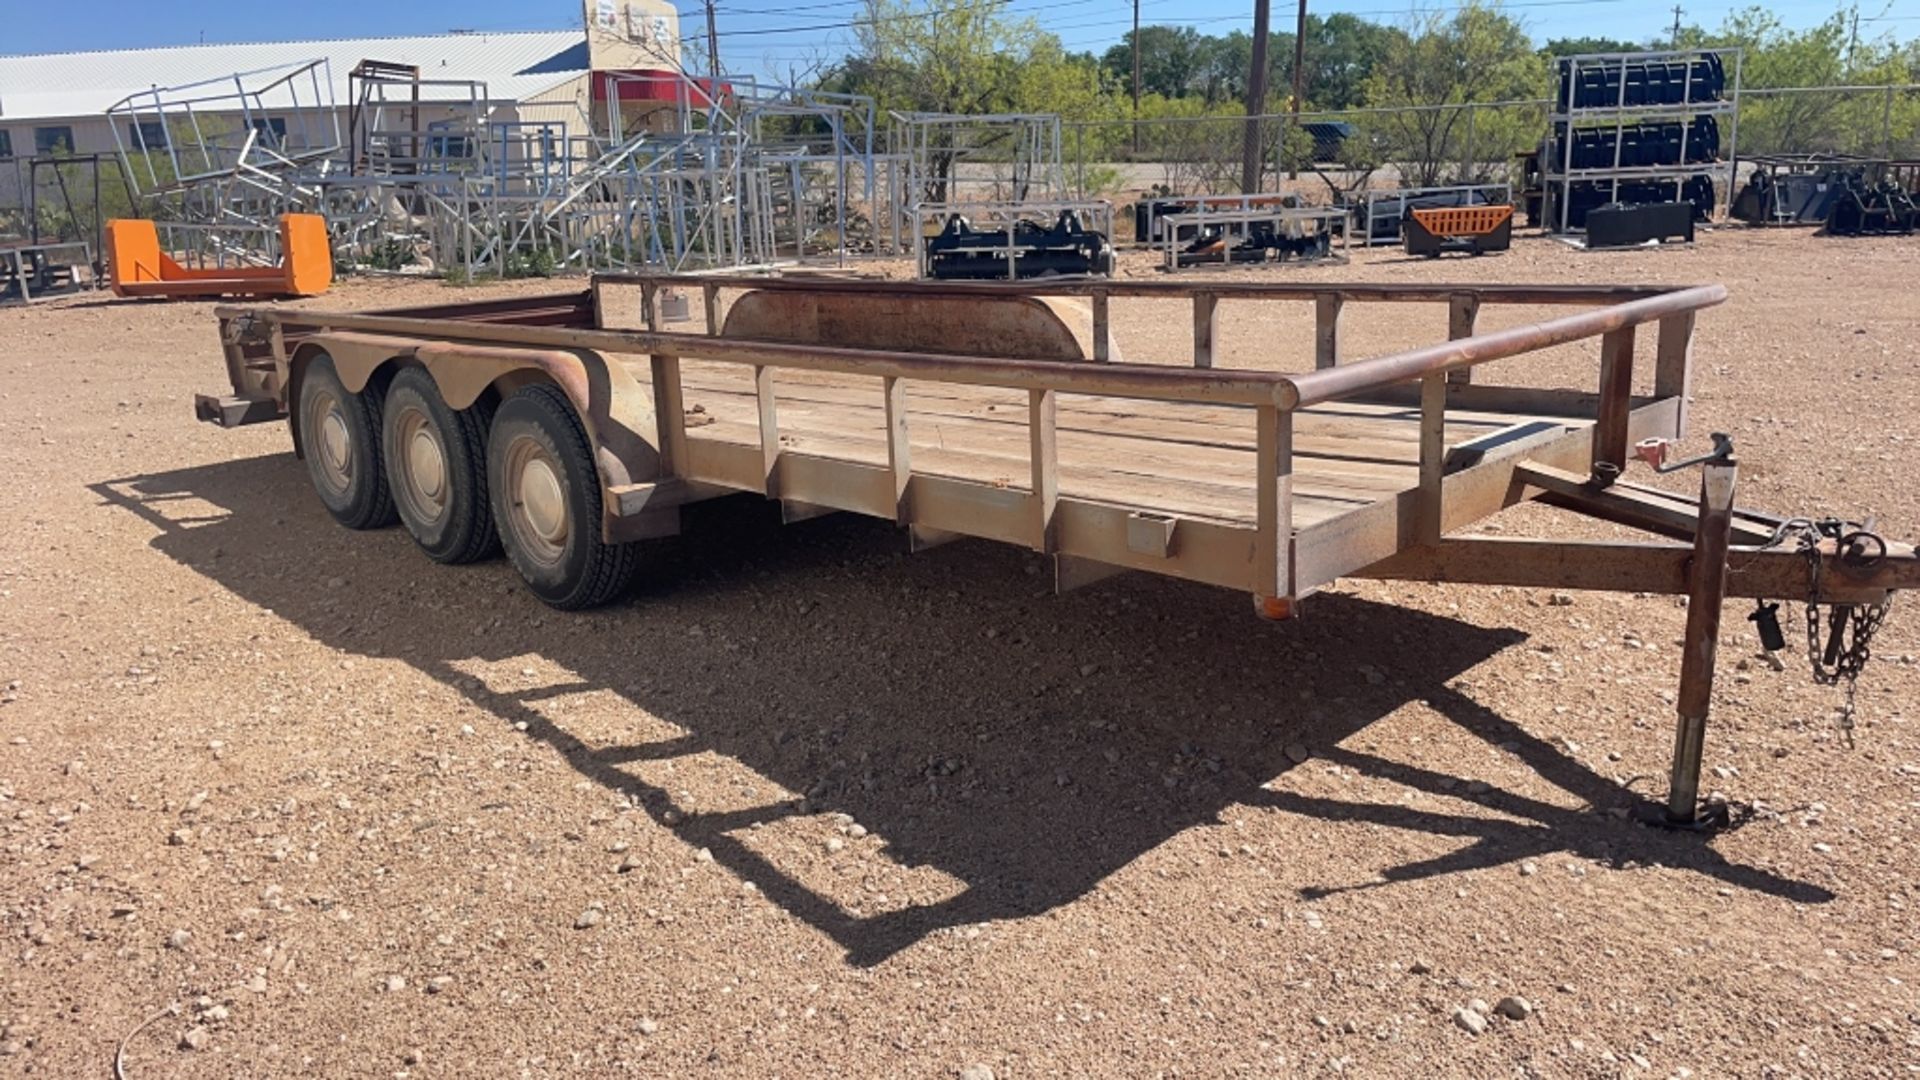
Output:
710 0 874 15
1039 0 1637 42
725 0 1637 43
690 0 1173 38
715 0 1911 66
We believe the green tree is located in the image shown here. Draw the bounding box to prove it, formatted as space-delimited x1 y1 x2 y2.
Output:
829 0 1120 196
833 0 1114 118
1101 26 1211 100
1299 14 1403 110
1195 31 1254 106
1359 3 1546 185
1541 36 1648 57
1690 6 1920 156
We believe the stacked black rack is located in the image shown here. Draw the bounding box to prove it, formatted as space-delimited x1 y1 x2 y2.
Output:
1543 48 1741 236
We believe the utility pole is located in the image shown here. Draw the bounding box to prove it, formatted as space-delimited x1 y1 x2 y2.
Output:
1670 4 1683 48
1288 0 1307 178
1242 0 1272 192
706 0 722 84
1132 0 1142 156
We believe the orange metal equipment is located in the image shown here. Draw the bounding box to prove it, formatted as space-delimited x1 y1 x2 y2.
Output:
106 214 332 299
1402 205 1515 257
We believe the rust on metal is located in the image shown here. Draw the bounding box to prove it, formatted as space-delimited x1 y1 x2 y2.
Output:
1667 459 1738 824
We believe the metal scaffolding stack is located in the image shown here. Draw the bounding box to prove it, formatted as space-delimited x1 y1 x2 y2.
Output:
892 112 1068 206
736 83 909 259
95 59 1084 280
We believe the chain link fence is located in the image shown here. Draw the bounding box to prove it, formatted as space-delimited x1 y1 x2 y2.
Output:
1737 85 1920 159
1064 83 1920 213
7 82 1917 247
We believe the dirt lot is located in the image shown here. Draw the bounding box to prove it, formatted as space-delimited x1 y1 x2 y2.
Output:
3 229 1919 1079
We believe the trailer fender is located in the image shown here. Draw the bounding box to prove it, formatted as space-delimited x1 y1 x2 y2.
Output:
289 334 666 541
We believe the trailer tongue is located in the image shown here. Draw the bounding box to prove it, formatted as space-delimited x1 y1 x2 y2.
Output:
195 271 1917 829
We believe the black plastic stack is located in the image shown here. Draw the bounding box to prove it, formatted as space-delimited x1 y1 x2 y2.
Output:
1550 115 1720 170
1556 53 1726 109
1545 51 1730 237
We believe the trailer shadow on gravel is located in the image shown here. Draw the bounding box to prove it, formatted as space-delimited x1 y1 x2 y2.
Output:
93 454 1833 966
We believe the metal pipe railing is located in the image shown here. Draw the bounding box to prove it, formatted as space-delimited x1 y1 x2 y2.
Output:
1282 284 1728 408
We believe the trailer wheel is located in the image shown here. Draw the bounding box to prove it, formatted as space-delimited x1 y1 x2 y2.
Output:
487 384 639 610
297 353 397 530
382 366 501 564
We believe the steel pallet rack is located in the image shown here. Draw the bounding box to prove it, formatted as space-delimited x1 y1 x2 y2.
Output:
1544 48 1742 236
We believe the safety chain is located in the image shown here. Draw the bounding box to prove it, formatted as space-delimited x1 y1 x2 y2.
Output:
1778 518 1895 747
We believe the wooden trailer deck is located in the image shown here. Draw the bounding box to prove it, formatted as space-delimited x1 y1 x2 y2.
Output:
670 363 1589 529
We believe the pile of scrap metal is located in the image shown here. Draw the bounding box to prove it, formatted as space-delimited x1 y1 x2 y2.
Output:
924 209 1116 280
1175 214 1336 267
1402 205 1514 257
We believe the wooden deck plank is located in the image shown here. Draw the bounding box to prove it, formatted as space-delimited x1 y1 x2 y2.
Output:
685 390 1429 501
651 361 1594 531
676 362 1562 454
683 417 1370 527
677 366 1548 464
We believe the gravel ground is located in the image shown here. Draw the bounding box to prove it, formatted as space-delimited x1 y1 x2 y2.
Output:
2 228 1919 1078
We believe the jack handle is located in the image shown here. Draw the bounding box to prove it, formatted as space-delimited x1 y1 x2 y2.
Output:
1633 432 1734 475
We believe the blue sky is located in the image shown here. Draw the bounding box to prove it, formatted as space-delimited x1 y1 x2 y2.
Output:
4 0 1912 81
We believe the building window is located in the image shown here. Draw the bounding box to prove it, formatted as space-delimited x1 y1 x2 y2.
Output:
0 131 13 159
127 121 168 151
34 126 74 156
250 117 287 147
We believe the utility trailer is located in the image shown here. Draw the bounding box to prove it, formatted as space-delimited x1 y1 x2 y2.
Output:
198 272 1918 827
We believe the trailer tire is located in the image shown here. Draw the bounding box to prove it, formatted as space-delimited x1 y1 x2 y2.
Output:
487 383 639 610
297 353 397 530
382 366 501 564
